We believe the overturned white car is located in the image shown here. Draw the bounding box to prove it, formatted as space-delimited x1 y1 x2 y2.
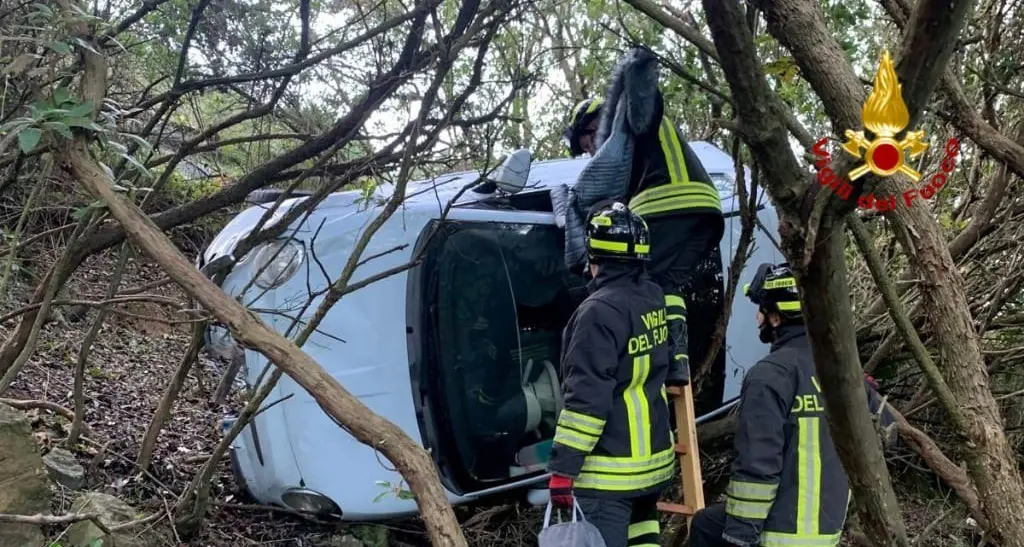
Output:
198 141 783 521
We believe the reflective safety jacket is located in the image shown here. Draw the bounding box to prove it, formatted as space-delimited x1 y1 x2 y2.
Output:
626 93 722 220
546 264 676 498
722 325 894 547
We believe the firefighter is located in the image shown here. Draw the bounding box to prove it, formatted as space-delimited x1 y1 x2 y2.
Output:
547 199 675 547
687 262 895 547
564 88 725 392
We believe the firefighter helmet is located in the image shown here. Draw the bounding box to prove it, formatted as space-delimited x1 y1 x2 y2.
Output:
563 97 604 157
744 262 802 319
585 200 650 264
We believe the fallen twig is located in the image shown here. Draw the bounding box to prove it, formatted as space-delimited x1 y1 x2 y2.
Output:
0 512 112 537
0 397 96 439
0 295 186 325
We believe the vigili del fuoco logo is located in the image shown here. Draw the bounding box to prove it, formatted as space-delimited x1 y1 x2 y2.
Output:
811 50 961 212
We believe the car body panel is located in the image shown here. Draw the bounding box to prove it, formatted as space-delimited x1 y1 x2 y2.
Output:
203 142 782 520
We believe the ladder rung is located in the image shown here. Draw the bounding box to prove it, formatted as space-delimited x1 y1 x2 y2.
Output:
673 443 688 455
657 502 694 516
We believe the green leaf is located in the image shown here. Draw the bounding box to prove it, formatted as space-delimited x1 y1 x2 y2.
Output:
52 87 71 106
122 133 152 152
763 56 796 77
372 491 387 503
17 127 42 153
88 538 103 547
65 101 94 118
121 153 152 179
64 118 101 131
71 201 106 220
47 42 72 55
43 121 73 139
71 38 99 55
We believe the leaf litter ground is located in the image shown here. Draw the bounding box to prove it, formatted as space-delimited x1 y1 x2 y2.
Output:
0 252 970 546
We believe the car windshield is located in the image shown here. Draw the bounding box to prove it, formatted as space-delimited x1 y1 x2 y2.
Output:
431 220 586 485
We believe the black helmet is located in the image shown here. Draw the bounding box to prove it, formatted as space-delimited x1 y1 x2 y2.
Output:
563 97 604 157
585 199 650 264
744 262 802 319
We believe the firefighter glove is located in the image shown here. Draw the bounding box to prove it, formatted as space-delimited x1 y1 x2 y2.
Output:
548 474 574 507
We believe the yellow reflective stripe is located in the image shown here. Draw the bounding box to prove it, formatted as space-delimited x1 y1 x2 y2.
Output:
590 215 612 226
726 480 779 501
590 239 628 252
665 295 686 309
582 447 675 472
660 385 668 407
630 194 723 217
624 353 651 458
574 459 675 491
585 99 603 115
777 301 802 311
764 277 797 289
658 119 688 184
589 239 648 255
761 531 842 547
726 497 773 520
628 520 659 538
630 181 720 206
554 426 599 452
557 409 606 436
797 417 822 535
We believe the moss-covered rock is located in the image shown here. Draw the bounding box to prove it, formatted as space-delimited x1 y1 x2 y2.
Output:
0 403 50 547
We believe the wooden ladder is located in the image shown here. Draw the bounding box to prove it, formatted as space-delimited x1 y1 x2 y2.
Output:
657 384 705 527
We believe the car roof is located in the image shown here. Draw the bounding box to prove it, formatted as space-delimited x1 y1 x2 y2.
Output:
205 140 751 265
383 140 748 215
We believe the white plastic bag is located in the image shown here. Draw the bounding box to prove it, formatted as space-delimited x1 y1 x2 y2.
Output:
537 498 608 547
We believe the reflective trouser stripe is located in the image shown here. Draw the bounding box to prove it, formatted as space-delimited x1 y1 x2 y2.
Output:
575 450 676 491
625 353 652 458
760 531 841 547
659 118 690 185
629 180 723 217
797 417 822 535
628 519 660 547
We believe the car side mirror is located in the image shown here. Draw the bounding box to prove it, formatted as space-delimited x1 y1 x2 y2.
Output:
472 149 532 194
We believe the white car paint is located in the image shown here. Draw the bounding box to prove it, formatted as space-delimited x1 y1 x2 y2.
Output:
201 141 784 520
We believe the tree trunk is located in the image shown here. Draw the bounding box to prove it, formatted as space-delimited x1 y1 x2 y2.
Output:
795 224 911 547
884 190 1024 546
697 1 912 545
64 136 468 547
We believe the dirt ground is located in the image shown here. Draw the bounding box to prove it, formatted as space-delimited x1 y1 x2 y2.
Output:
1 252 976 546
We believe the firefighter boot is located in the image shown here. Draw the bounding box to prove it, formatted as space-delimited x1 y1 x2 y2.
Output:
665 317 690 387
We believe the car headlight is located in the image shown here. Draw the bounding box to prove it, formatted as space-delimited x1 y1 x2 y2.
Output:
252 239 304 290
